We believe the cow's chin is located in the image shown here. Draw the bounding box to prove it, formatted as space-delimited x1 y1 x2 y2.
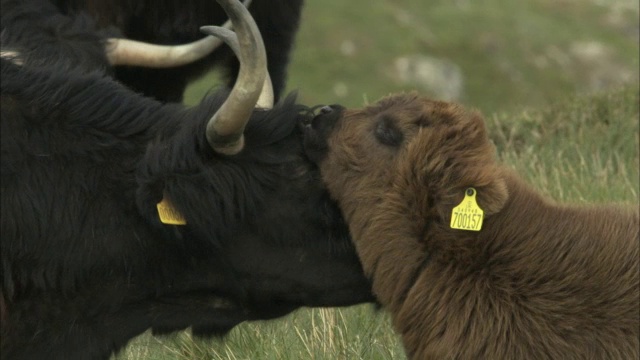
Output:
146 292 297 337
223 222 375 310
236 268 375 310
148 283 373 339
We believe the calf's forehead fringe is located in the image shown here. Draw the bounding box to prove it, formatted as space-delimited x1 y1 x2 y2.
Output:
345 93 477 125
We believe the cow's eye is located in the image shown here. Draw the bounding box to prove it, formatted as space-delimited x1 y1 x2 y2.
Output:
375 115 404 147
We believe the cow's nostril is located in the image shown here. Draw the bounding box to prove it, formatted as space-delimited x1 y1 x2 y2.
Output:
320 105 333 114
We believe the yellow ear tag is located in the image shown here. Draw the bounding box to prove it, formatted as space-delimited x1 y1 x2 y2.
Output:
450 187 484 231
156 193 187 225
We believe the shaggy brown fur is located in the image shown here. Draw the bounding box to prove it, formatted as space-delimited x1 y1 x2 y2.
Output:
304 93 640 359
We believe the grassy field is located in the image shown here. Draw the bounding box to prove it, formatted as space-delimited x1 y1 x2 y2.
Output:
119 0 638 358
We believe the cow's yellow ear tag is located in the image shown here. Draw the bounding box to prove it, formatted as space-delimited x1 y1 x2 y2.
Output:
157 193 187 225
450 188 483 231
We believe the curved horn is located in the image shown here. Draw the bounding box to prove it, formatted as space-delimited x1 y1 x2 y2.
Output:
0 50 23 65
106 0 251 68
199 26 273 109
201 0 267 155
106 36 224 68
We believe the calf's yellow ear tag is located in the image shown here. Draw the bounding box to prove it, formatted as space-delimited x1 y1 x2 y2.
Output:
156 193 187 225
450 187 484 231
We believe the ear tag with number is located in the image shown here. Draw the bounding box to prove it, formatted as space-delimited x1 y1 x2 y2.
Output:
157 193 187 225
450 188 484 231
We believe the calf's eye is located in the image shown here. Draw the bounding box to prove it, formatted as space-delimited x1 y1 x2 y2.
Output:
375 115 404 147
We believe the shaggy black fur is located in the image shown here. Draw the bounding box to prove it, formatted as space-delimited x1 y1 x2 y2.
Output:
52 0 305 102
1 0 117 72
1 56 371 360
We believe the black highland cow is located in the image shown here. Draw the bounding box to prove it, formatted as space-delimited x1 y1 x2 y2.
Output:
0 1 372 359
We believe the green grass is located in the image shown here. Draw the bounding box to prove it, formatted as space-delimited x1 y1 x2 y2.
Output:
115 306 404 360
186 0 639 115
488 85 639 202
130 0 638 358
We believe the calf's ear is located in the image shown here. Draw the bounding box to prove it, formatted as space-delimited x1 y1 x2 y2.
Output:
465 165 509 216
458 113 509 217
404 111 509 220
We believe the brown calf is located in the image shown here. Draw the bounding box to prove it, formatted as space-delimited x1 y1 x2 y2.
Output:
302 93 639 359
